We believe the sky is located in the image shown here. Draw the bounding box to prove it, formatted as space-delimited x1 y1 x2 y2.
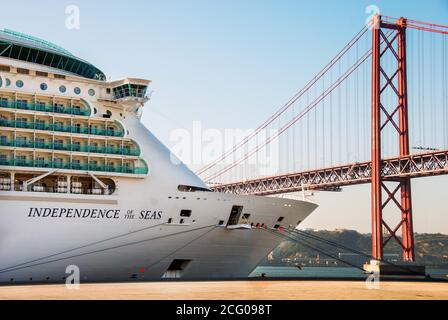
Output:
1 0 447 233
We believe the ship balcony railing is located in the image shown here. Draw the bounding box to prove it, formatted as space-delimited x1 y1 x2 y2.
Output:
0 159 148 174
0 139 139 156
0 119 125 137
11 184 116 194
0 101 90 116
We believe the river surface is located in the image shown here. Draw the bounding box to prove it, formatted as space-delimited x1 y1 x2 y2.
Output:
251 266 448 280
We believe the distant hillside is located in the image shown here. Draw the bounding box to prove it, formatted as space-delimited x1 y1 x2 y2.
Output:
265 230 448 267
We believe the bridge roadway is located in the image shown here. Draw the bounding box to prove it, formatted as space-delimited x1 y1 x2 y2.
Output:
210 149 448 196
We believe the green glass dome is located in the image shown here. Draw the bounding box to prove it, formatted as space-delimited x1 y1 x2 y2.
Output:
0 29 106 81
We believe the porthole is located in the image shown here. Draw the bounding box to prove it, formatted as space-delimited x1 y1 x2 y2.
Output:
16 80 24 88
0 77 2 88
5 78 10 87
88 89 95 96
93 107 97 114
59 85 66 93
40 83 48 91
74 87 81 95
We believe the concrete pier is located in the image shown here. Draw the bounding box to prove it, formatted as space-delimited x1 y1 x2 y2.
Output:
0 280 447 300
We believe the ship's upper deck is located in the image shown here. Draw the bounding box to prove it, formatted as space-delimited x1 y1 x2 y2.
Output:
0 29 106 81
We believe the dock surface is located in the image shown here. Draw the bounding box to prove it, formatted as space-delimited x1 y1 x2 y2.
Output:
0 280 447 300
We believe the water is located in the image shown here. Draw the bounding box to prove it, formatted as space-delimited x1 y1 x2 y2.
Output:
251 266 448 280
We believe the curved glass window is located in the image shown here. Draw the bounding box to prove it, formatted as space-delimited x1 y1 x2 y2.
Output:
74 87 81 95
5 78 11 87
40 83 48 91
16 80 24 88
59 85 66 93
88 89 95 96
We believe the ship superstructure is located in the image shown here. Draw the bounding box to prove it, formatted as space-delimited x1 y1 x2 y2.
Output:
0 29 317 283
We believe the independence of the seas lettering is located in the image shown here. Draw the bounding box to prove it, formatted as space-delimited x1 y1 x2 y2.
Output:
27 207 163 220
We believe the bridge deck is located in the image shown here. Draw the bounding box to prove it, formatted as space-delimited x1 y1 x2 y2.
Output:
211 149 448 195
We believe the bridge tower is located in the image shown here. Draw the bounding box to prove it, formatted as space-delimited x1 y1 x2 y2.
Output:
371 15 415 262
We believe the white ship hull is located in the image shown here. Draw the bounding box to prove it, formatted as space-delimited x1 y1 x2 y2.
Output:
0 192 316 283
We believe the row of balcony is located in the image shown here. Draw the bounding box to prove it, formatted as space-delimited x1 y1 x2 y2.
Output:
0 119 124 137
0 159 148 175
0 139 140 156
0 101 90 116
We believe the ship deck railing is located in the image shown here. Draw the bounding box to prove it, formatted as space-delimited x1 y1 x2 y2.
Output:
0 139 139 156
0 159 148 175
0 119 125 137
0 101 90 116
11 185 116 195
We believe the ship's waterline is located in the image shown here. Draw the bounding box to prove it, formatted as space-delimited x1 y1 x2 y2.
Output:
0 29 318 283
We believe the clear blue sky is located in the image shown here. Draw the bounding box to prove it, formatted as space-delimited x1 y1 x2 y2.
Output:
1 0 447 233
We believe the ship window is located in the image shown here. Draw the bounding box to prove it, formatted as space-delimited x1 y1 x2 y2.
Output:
17 68 29 75
0 65 10 72
15 80 24 88
74 87 81 95
274 224 280 229
54 74 66 79
0 97 8 107
16 99 27 108
59 85 66 93
36 71 48 77
5 78 10 86
73 141 81 151
35 119 45 130
103 110 112 118
177 185 212 192
36 102 46 110
106 88 111 94
54 103 65 112
16 118 28 126
88 89 95 96
40 83 48 91
277 217 284 222
180 210 191 217
0 77 2 88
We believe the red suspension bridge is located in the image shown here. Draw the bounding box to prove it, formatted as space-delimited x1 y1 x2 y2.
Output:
197 15 448 262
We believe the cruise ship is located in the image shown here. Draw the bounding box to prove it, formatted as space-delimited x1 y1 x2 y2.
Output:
0 29 318 283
